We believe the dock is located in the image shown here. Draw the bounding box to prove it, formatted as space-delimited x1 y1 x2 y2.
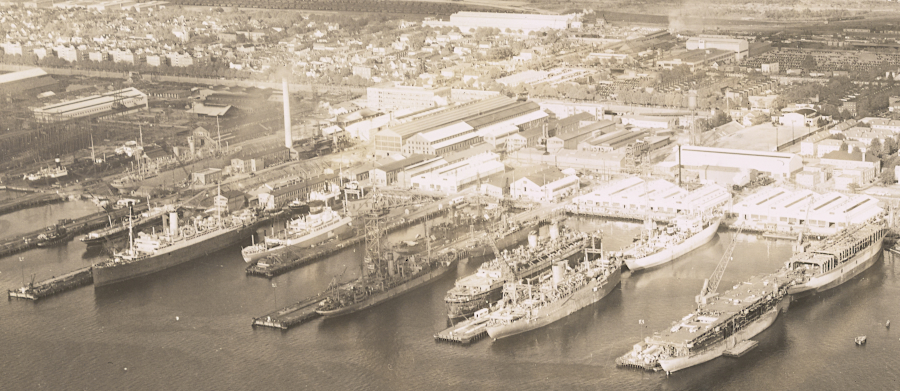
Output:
7 267 93 301
723 340 759 357
0 192 65 217
0 204 145 258
434 316 489 345
251 295 323 329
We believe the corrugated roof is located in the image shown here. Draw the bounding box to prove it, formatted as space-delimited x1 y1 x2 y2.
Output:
463 101 540 129
419 122 474 143
390 95 515 139
376 154 433 173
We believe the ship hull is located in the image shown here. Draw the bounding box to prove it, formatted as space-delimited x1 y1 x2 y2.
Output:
788 237 884 296
658 299 789 373
446 286 504 319
92 223 258 287
625 220 720 271
243 219 353 263
486 267 622 340
316 262 456 319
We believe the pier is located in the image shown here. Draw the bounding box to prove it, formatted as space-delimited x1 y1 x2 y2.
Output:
0 204 146 258
7 267 93 301
251 295 323 329
0 192 66 217
434 316 489 345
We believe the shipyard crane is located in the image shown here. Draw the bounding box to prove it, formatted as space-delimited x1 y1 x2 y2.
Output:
362 188 442 280
696 226 743 305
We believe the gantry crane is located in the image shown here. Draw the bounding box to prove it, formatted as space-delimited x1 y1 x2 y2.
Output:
696 226 743 305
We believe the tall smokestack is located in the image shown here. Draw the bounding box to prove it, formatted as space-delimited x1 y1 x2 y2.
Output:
283 77 292 149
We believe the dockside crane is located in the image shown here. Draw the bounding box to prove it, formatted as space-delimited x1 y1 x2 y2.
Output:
696 226 743 306
362 188 442 281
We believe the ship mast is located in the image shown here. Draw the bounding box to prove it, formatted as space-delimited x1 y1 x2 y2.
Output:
90 134 96 163
128 201 135 256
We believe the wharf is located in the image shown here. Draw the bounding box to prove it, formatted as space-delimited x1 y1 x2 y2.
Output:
564 205 676 224
7 267 93 301
0 192 65 217
434 316 489 345
0 204 146 259
251 295 323 329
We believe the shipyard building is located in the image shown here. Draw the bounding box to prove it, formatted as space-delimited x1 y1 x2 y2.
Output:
731 187 882 235
32 87 148 122
572 177 732 217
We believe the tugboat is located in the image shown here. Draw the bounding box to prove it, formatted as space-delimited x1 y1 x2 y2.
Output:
36 225 71 248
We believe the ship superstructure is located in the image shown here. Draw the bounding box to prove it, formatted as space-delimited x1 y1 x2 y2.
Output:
620 214 721 271
241 200 353 263
484 233 618 340
81 204 177 246
444 223 592 319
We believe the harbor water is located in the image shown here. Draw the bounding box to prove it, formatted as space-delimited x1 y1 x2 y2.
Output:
1 198 899 390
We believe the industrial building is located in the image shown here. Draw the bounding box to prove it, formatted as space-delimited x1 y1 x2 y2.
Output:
731 187 882 234
366 84 450 112
370 155 434 186
257 174 340 209
401 122 482 156
409 152 504 194
435 12 579 34
546 120 616 153
677 146 802 179
230 146 291 173
374 96 523 156
192 168 223 185
510 167 580 203
620 115 675 129
0 68 57 96
511 148 626 176
32 87 148 122
656 49 736 71
686 37 750 61
571 177 731 217
478 110 549 147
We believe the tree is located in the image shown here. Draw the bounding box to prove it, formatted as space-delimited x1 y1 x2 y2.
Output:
869 138 883 157
884 137 898 156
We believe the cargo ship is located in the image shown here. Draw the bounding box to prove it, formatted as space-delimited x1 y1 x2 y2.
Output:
616 272 793 373
444 223 591 319
24 160 68 182
92 204 269 287
784 220 886 296
485 242 618 340
315 247 461 318
81 204 177 246
241 200 353 263
620 215 720 271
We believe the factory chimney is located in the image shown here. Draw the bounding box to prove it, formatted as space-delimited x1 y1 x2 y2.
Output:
283 77 292 150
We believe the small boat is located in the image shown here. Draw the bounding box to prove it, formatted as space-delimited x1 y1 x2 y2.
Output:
855 336 867 345
886 320 891 329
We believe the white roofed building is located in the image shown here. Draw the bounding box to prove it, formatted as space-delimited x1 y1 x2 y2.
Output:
731 187 882 235
571 177 731 217
401 121 483 155
677 145 802 179
409 152 504 194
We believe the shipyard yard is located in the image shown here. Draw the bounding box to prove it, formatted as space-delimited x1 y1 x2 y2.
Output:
6 4 900 389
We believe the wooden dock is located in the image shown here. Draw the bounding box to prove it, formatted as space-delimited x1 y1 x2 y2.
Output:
7 267 93 301
251 295 323 330
434 316 489 345
0 192 65 217
723 340 759 357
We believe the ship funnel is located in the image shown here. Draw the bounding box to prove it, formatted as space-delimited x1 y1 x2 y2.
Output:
552 261 565 289
55 157 61 169
550 222 559 241
528 231 538 249
162 213 169 235
169 212 179 236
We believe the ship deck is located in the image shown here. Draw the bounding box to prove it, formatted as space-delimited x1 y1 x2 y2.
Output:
649 272 793 346
789 224 885 266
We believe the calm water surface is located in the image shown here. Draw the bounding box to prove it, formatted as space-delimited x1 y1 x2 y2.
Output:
1 198 898 390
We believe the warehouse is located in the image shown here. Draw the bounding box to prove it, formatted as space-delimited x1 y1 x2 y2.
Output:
677 146 802 179
33 87 148 122
571 177 731 216
0 68 57 96
731 187 882 234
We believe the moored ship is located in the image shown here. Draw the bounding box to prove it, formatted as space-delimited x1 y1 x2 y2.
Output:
81 204 177 246
621 214 721 271
92 204 269 287
315 247 461 318
241 200 353 263
485 239 618 340
24 159 68 182
616 272 793 373
784 220 886 296
444 223 591 319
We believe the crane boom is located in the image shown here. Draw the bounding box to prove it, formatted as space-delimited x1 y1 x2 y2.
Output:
698 226 742 304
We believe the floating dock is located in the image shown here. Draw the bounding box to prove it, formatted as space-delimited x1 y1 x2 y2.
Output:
723 340 759 357
434 316 489 345
251 295 323 329
7 267 93 301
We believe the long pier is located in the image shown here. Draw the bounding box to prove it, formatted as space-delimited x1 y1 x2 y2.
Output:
0 204 146 259
0 192 66 216
7 267 94 301
251 295 323 329
434 316 489 345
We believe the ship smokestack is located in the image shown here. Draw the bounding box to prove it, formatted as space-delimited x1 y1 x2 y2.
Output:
552 261 565 289
528 231 538 249
283 77 292 149
169 212 179 237
550 222 559 241
55 157 61 169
